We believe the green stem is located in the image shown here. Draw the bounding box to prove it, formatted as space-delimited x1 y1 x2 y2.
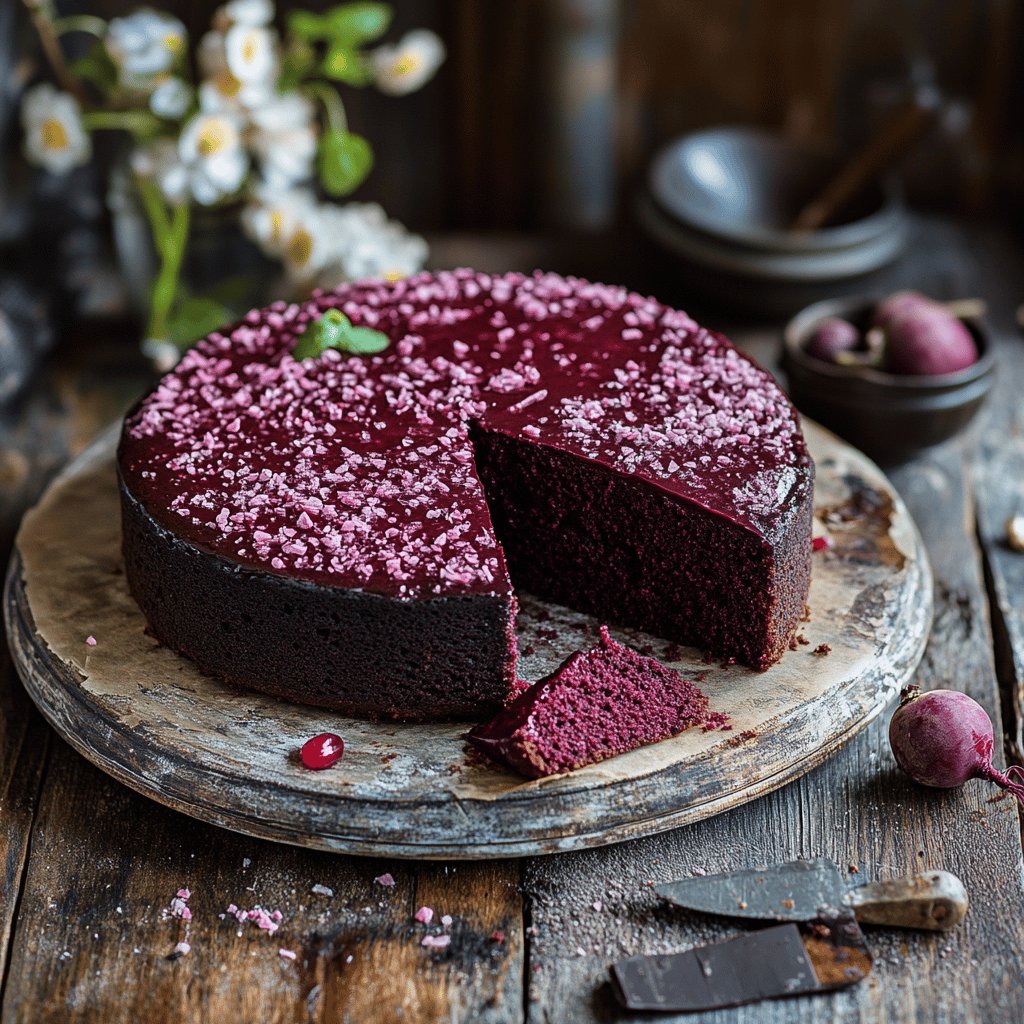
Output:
53 14 107 38
82 110 161 134
304 81 348 134
136 180 190 343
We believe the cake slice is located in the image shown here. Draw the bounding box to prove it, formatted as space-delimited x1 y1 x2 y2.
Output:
467 627 723 778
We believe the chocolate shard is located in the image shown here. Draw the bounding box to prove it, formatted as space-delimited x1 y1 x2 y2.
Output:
610 915 871 1012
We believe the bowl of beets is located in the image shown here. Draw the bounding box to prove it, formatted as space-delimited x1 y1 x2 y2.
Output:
783 290 995 464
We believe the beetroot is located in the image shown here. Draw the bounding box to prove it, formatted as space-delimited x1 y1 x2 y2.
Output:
872 291 945 331
883 308 977 375
888 685 1024 803
804 317 861 364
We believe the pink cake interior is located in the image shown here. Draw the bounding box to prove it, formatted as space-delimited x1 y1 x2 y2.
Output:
468 626 724 777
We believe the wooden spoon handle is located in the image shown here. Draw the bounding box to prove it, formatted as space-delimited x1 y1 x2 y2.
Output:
790 90 941 234
848 871 968 931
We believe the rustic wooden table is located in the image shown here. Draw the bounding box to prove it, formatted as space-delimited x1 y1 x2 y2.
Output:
1 216 1022 1024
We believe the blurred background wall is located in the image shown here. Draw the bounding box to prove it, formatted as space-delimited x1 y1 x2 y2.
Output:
5 0 1022 230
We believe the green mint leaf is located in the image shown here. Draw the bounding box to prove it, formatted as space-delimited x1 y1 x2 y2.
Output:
326 3 392 44
344 325 391 354
292 309 390 359
318 129 373 196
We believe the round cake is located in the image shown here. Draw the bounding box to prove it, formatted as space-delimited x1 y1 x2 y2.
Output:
118 269 814 721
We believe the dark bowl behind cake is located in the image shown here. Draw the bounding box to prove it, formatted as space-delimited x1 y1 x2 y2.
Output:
118 270 814 720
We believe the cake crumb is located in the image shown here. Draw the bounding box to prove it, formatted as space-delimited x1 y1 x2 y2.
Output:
441 915 453 928
813 643 832 656
848 862 859 874
421 934 450 949
490 929 505 944
374 873 396 887
812 535 832 552
311 884 334 898
171 941 190 958
85 635 97 646
279 948 297 961
414 906 434 925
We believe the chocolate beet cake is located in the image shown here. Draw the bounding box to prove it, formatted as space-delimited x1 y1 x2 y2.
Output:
118 269 814 720
468 627 722 778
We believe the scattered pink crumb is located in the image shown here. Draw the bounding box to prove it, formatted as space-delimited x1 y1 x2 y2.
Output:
164 889 191 921
691 867 707 876
421 934 451 949
490 930 505 944
374 873 396 887
85 635 97 646
173 941 190 956
592 900 603 912
227 904 283 935
279 948 297 961
311 884 334 897
414 906 434 925
176 888 191 900
812 535 832 552
440 914 453 928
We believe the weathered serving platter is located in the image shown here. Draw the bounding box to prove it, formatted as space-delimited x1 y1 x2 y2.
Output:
5 420 931 859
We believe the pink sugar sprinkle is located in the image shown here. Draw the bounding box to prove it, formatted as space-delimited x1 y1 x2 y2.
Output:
374 873 396 887
440 914 453 928
174 941 190 956
414 906 434 924
421 934 451 949
177 888 191 900
812 535 832 552
85 636 97 646
279 948 297 961
181 907 192 921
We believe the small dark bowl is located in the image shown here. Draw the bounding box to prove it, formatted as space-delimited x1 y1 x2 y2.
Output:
783 296 995 464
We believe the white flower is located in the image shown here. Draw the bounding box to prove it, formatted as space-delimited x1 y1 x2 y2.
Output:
106 9 187 84
149 76 193 119
22 84 92 174
249 92 318 188
315 203 428 287
220 0 274 26
241 185 317 257
198 30 274 112
225 24 279 84
372 30 445 96
173 111 249 205
130 139 188 204
280 207 336 283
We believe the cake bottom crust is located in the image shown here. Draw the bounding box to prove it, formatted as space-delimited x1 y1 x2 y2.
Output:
119 478 518 722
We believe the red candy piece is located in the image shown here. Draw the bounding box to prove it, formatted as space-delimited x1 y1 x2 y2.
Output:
300 733 345 770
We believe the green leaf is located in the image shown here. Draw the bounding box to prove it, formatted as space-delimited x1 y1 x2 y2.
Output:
344 326 391 354
167 296 234 346
321 43 373 85
318 129 373 196
71 42 118 93
326 3 392 44
287 10 331 41
292 308 391 360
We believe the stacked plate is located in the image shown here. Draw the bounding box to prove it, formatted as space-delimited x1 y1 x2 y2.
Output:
636 127 907 316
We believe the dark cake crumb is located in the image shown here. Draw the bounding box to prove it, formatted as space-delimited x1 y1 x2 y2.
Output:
813 643 832 656
466 626 726 778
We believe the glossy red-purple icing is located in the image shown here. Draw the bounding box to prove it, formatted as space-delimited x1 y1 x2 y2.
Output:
120 269 811 600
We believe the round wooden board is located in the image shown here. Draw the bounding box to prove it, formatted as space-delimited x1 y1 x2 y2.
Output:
5 421 931 859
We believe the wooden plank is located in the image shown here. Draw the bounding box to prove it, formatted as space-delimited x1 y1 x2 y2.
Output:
1 742 524 1024
974 378 1024 764
522 440 1024 1023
